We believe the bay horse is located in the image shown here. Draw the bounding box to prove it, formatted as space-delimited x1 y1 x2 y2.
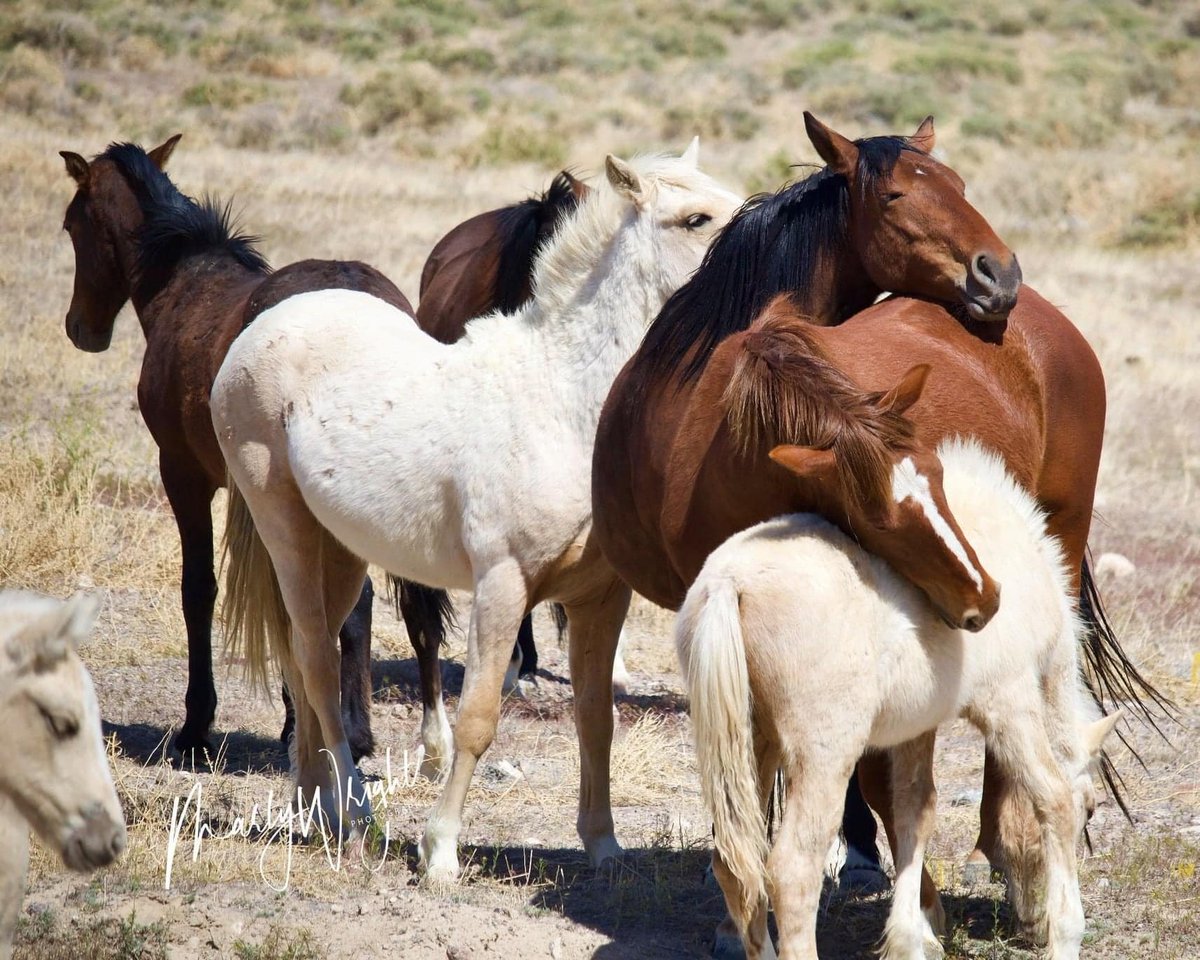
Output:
58 137 406 759
397 170 595 777
677 438 1120 960
591 114 1166 918
0 592 126 960
213 146 744 875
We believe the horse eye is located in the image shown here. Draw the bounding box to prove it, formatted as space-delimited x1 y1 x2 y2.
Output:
883 191 904 205
41 709 78 739
684 213 712 229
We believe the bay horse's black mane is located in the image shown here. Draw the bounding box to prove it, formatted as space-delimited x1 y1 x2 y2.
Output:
102 142 270 303
631 135 920 397
493 170 583 313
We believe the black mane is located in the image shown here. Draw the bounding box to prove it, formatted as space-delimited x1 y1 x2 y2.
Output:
493 170 584 313
101 142 270 303
631 135 918 395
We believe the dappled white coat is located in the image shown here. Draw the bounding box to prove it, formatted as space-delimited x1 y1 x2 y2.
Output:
216 149 742 594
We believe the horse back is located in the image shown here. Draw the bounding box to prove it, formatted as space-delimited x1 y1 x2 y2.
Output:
243 259 413 328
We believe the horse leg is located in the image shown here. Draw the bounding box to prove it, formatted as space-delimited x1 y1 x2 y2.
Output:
564 577 631 866
838 767 888 893
160 455 218 757
516 614 537 677
710 738 783 960
768 748 850 960
611 627 632 696
880 732 942 960
989 717 1085 958
965 752 1007 884
398 583 454 780
0 794 29 960
337 576 375 762
420 562 527 882
859 752 944 938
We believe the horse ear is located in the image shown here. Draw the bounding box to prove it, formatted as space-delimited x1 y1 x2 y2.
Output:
910 116 936 154
148 133 182 170
60 593 100 648
680 135 700 168
879 364 931 416
769 444 837 480
1083 710 1122 759
60 151 89 185
804 112 858 177
605 155 645 204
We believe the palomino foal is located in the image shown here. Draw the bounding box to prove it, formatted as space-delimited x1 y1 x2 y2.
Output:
213 145 742 878
677 439 1118 960
0 593 125 960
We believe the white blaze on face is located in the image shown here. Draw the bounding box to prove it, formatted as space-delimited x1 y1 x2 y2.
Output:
914 167 928 176
891 457 983 591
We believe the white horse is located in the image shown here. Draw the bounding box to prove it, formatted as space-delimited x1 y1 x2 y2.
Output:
0 592 126 960
676 438 1120 960
213 143 743 880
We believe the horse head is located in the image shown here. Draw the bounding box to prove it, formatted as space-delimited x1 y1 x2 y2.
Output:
58 134 181 352
767 364 1001 632
603 139 743 310
804 112 1022 323
0 592 126 871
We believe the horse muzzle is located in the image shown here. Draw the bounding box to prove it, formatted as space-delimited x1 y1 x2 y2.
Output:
960 253 1022 322
61 804 127 871
65 311 115 353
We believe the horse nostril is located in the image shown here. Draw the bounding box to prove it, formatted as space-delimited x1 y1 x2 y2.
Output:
973 253 997 285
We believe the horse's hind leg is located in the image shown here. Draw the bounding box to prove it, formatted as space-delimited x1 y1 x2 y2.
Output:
337 576 375 762
880 733 942 960
838 767 888 892
397 581 455 780
563 576 631 867
160 454 218 756
420 562 527 882
859 752 945 939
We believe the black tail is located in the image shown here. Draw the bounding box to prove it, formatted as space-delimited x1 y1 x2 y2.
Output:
1078 552 1178 821
389 576 457 650
551 602 569 645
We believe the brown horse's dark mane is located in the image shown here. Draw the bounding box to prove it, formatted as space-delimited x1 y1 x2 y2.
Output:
492 170 585 314
101 142 270 304
629 135 922 405
723 298 917 512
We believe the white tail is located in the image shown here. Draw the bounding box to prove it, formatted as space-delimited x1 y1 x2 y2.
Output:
676 576 769 928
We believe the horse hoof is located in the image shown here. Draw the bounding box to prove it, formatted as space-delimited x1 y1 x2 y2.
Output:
586 834 623 869
173 728 213 762
962 858 997 886
349 731 376 764
839 862 890 895
712 931 747 960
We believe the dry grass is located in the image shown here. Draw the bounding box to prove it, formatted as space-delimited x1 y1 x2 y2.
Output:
3 0 1198 956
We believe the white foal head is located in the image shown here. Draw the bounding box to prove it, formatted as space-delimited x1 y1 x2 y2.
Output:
0 592 126 871
604 139 743 308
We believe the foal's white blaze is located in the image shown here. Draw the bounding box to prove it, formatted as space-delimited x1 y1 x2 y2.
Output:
891 456 984 591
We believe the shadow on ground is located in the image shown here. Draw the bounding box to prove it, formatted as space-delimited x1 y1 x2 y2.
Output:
102 719 288 775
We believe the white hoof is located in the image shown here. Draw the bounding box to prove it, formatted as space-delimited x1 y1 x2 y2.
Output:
586 833 623 868
419 833 460 885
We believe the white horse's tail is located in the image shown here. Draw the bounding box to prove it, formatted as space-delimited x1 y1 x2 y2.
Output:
676 576 769 929
221 473 290 696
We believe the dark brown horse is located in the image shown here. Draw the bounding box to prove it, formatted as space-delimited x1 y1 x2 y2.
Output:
592 114 1167 941
394 172 587 772
58 136 411 758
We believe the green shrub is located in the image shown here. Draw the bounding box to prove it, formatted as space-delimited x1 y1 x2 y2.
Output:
781 38 856 90
340 65 458 134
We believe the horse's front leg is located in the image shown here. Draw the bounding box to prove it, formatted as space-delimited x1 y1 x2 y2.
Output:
880 733 942 960
563 575 631 867
160 455 218 757
419 562 527 883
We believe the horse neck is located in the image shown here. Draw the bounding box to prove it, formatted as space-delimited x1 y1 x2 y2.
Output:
520 197 666 422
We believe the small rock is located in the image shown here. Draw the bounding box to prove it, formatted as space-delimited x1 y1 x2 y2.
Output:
1096 552 1135 579
1097 877 1110 889
950 789 983 807
447 947 473 960
549 938 564 960
331 903 343 914
480 759 524 786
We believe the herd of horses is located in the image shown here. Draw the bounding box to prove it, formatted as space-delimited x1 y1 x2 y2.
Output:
4 113 1169 958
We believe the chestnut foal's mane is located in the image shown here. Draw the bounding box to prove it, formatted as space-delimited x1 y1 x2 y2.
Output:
723 300 918 513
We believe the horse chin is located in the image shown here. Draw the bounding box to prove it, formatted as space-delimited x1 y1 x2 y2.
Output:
60 815 127 871
66 315 116 353
964 300 1010 324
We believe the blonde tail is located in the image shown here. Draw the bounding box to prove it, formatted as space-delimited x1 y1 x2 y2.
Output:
676 576 769 930
221 473 290 696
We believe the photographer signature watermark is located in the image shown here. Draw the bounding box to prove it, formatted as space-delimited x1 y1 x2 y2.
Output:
164 747 423 892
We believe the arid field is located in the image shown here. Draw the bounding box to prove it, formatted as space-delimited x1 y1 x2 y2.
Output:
1 1 1197 957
